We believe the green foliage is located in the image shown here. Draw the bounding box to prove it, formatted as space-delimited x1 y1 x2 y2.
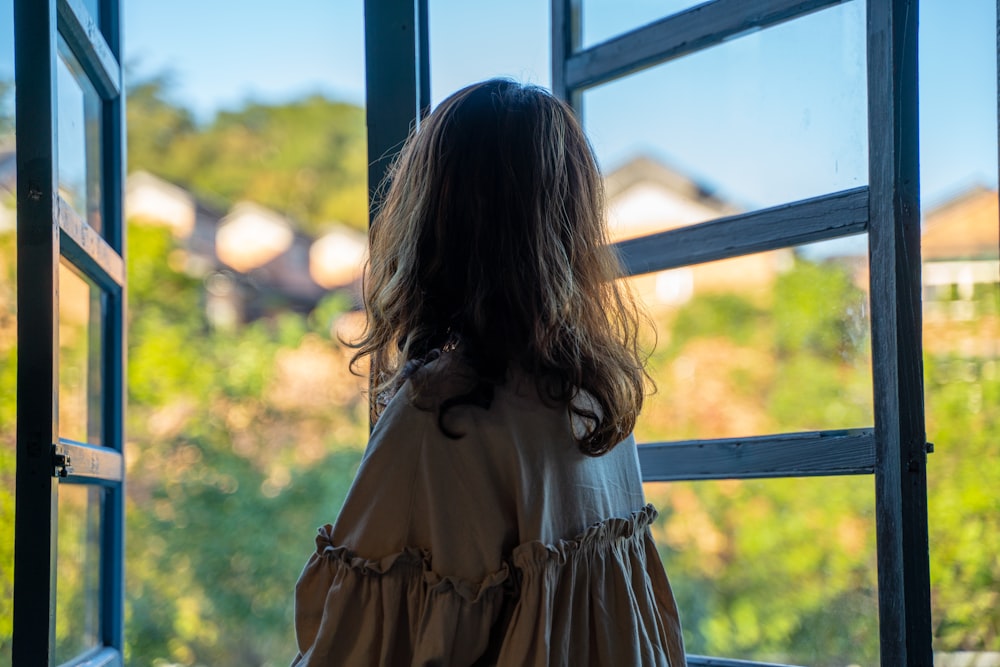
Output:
669 293 764 352
126 78 368 233
925 356 1000 649
773 259 868 361
122 222 368 665
640 255 999 662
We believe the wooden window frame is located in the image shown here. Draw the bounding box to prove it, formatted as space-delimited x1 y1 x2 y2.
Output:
551 0 931 665
12 0 126 663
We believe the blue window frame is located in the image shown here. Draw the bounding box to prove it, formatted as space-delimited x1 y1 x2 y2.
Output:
551 0 930 665
12 0 126 664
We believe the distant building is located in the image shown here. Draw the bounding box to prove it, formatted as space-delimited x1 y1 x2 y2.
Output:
920 185 999 360
921 185 999 321
125 171 366 328
604 155 793 308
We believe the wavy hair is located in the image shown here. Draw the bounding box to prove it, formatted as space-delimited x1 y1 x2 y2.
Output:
350 78 648 455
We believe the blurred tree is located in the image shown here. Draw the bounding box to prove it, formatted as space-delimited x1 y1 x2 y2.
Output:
122 222 369 665
641 254 1000 663
643 256 879 665
925 356 1000 650
126 77 368 233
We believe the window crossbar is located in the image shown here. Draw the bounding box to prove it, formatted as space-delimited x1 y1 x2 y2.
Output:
638 428 875 482
614 186 869 278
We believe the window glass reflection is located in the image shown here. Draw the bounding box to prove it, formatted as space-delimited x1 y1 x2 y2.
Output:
584 0 867 230
55 483 103 663
579 0 699 50
81 0 101 26
59 261 103 445
57 39 103 234
645 476 879 664
631 237 872 443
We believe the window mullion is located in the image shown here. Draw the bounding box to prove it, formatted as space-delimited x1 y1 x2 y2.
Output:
865 0 932 663
12 0 60 662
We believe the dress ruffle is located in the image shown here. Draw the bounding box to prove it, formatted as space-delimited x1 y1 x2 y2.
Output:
312 539 515 604
293 505 680 666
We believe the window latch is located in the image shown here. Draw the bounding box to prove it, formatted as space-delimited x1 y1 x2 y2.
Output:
52 451 74 478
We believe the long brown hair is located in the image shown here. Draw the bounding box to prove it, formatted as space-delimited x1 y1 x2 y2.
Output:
351 78 648 455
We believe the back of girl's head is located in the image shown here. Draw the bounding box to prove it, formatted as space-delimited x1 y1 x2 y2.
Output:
354 78 647 455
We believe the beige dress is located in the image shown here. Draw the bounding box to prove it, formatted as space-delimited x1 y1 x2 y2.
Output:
292 363 687 666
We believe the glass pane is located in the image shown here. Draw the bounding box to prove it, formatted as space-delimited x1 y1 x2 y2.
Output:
57 38 103 234
59 261 103 445
647 476 879 664
55 483 103 663
429 0 550 106
579 0 697 50
584 0 867 233
633 237 872 443
81 0 101 26
919 0 1000 657
0 0 13 661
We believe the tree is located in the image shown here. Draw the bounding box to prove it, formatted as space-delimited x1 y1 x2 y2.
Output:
126 78 368 233
123 222 369 665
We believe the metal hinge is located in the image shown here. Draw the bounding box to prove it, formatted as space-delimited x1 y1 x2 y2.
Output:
52 451 74 478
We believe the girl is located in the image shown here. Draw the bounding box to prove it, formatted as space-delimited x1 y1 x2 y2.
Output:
292 79 686 666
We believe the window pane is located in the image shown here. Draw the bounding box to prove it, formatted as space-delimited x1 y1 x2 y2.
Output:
81 0 101 26
579 0 697 50
57 38 103 234
59 261 103 445
584 0 867 232
632 237 872 443
429 0 550 106
646 476 879 664
919 0 1000 655
55 483 103 664
0 0 13 660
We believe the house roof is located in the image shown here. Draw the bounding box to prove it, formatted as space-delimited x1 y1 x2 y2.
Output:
922 185 999 261
602 154 741 243
604 154 738 216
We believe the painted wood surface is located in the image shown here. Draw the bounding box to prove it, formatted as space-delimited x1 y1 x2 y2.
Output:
565 0 843 91
866 0 932 663
54 439 124 484
637 429 875 481
57 0 121 99
58 197 125 290
614 186 869 278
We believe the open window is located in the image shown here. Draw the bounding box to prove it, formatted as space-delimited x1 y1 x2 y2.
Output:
551 1 931 664
12 0 126 663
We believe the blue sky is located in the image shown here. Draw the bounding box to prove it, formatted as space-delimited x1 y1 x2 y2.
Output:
118 0 997 209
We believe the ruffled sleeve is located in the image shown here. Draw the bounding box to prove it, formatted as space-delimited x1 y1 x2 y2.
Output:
292 505 686 666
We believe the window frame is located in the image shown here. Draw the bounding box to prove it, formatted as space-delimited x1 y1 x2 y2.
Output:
551 0 931 664
12 0 126 663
